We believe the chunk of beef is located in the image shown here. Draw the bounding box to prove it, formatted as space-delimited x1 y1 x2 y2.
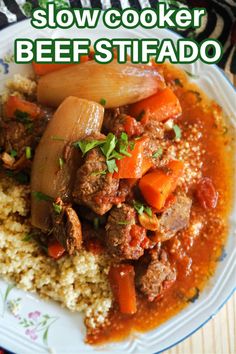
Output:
51 197 82 255
73 148 119 215
142 120 165 166
0 121 28 156
144 120 164 141
156 194 192 242
0 111 50 169
106 113 143 138
106 204 148 260
137 252 176 301
103 107 127 133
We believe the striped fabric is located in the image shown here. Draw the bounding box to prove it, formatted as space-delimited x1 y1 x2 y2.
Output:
0 0 235 71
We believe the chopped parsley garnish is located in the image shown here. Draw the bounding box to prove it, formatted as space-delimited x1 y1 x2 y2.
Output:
118 132 132 157
100 98 106 106
117 220 130 225
152 147 163 159
15 110 31 124
91 170 107 176
184 70 199 79
10 149 17 158
136 110 145 121
51 136 66 141
58 157 64 169
174 78 183 87
100 133 117 159
187 90 202 102
22 233 33 242
106 159 118 173
53 202 62 214
129 141 135 151
133 201 152 216
32 191 53 202
26 121 34 133
6 170 29 184
173 124 182 140
74 132 136 174
93 217 100 230
25 146 31 159
73 139 104 156
187 288 200 303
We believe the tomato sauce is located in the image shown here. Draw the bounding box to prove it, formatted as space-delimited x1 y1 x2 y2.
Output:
86 63 235 344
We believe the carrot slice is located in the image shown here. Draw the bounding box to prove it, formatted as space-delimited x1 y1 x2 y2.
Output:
109 264 137 315
48 240 65 259
129 87 182 123
5 95 41 119
139 160 184 210
114 137 151 179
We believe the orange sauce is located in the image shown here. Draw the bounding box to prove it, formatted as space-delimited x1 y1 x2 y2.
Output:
86 63 235 345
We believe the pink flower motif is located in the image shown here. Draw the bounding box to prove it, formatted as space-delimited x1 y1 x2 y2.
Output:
28 311 41 321
25 328 38 341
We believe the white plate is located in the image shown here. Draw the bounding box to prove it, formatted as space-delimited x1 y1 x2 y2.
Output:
0 19 235 354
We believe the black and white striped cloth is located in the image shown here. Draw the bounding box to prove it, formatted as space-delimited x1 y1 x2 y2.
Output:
0 0 235 73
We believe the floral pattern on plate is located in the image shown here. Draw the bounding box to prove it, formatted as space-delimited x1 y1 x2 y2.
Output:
0 283 58 348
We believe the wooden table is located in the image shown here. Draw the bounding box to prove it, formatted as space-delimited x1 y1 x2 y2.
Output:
165 71 236 354
165 295 236 354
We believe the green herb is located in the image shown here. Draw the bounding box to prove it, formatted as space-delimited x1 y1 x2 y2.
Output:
58 157 64 169
119 132 132 157
25 146 31 159
22 1 33 17
145 206 152 217
117 221 130 225
22 233 33 242
133 201 152 216
32 191 53 202
174 78 183 87
152 147 163 159
15 110 31 124
129 141 135 151
100 133 117 160
74 139 104 156
10 149 17 158
120 132 128 143
134 201 144 215
184 70 199 79
136 110 145 121
187 288 200 303
93 217 100 230
53 202 62 214
187 90 202 102
26 122 34 132
173 124 182 140
106 159 118 173
51 136 66 141
6 171 29 184
91 170 107 176
100 98 106 106
75 132 137 174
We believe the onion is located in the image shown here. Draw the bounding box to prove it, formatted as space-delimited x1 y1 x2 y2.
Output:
37 61 166 108
31 96 104 231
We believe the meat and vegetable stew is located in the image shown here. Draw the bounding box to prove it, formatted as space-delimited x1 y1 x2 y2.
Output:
0 58 234 344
